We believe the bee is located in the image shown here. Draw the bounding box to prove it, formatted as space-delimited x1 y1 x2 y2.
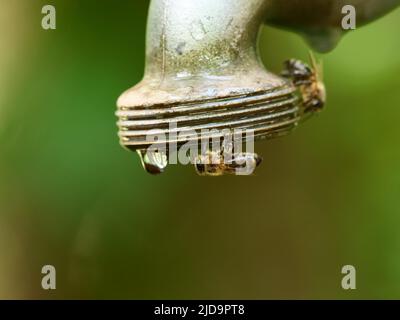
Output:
195 150 262 176
282 52 326 113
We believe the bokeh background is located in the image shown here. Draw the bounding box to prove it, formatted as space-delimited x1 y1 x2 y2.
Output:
0 0 399 299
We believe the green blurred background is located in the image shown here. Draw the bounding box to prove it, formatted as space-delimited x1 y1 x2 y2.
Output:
0 0 399 299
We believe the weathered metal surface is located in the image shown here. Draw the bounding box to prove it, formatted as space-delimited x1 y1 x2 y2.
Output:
117 0 302 153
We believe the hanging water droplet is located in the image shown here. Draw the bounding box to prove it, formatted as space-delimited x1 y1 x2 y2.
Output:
302 28 344 53
233 152 263 176
137 149 168 175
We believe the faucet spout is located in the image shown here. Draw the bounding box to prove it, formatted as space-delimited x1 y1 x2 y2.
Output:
116 0 399 175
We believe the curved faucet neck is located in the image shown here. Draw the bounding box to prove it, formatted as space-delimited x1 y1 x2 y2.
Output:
145 0 270 79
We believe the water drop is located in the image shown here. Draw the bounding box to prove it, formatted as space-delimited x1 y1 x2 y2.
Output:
302 28 344 53
137 149 168 175
233 152 263 176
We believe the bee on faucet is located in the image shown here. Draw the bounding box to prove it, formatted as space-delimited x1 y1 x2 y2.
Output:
282 52 326 113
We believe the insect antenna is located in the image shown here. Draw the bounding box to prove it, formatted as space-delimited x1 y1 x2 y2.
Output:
309 50 323 82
